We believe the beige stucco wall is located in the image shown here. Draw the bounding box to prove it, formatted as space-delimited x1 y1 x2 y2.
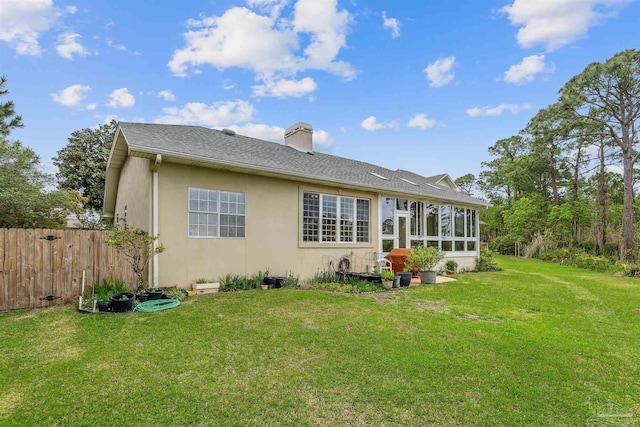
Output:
113 157 151 231
156 163 379 286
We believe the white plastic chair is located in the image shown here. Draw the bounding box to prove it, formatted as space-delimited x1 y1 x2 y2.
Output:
376 258 392 273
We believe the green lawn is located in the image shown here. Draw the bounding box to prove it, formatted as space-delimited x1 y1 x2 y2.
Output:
1 256 639 426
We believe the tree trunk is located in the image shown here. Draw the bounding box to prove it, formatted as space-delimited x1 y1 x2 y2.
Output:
597 143 607 255
571 145 582 241
622 150 635 262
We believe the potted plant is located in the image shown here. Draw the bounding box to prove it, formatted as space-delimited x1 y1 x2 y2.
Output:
136 290 149 302
110 292 135 312
146 287 164 300
405 246 445 284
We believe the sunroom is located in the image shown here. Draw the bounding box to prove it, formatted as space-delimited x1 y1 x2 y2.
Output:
379 196 479 259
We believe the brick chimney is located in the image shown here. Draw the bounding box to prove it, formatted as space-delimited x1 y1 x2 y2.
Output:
284 122 313 152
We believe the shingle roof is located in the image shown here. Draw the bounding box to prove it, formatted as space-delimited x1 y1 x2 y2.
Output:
117 122 488 207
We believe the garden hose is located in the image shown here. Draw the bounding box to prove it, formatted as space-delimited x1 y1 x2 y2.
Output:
133 299 180 312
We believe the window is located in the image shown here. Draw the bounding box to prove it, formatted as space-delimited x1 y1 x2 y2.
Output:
426 204 438 237
340 198 354 242
356 199 370 242
396 199 409 211
440 205 451 237
381 198 394 235
454 207 465 238
303 192 370 244
467 209 477 238
410 201 423 237
322 195 337 242
189 187 245 238
303 193 320 242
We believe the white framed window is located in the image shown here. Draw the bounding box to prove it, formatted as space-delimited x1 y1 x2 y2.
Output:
303 192 370 243
379 196 478 254
188 187 245 238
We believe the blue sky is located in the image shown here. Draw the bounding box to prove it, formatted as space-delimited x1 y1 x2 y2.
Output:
1 0 639 182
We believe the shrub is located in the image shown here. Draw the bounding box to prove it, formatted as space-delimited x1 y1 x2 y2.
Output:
525 231 556 259
540 248 616 273
219 273 253 292
475 250 502 272
445 260 458 273
381 270 395 281
307 271 340 286
405 246 445 272
281 273 299 289
92 279 128 302
106 226 165 291
488 234 518 255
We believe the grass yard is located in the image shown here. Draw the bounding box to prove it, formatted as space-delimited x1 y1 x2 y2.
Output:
1 256 640 426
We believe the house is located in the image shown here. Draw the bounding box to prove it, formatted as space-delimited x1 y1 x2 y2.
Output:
103 121 490 286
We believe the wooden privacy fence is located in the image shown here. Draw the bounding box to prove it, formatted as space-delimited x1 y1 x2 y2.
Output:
0 229 138 311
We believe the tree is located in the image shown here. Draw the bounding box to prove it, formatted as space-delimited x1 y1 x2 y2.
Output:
0 77 82 228
106 225 165 290
53 120 117 211
0 138 83 228
454 173 476 194
0 75 23 137
560 49 640 261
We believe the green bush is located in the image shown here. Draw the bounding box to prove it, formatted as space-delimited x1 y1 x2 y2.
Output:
488 234 518 255
92 279 128 302
219 273 254 292
475 250 502 272
281 273 299 289
307 271 340 286
381 270 395 281
525 231 556 259
539 248 616 273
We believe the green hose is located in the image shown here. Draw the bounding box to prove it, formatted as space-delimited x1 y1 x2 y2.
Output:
134 299 180 312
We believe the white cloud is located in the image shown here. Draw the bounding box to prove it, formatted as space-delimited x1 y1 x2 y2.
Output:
408 114 436 129
466 103 531 117
228 122 284 142
0 0 59 55
55 32 89 59
361 116 397 131
501 0 631 51
66 5 78 14
227 122 333 148
86 103 96 110
246 0 288 17
313 129 333 148
105 38 139 55
382 11 400 38
168 1 355 96
503 54 554 84
157 90 176 101
51 84 90 107
222 79 235 90
252 77 317 98
293 0 354 79
155 100 255 126
169 7 297 77
106 88 135 108
424 56 456 88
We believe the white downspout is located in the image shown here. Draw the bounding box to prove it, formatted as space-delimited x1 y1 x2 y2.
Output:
152 154 162 287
